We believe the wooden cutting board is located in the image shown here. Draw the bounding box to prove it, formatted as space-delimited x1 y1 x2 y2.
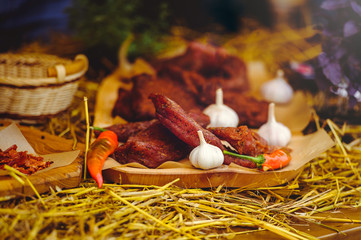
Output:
0 122 84 197
103 165 302 189
102 129 334 188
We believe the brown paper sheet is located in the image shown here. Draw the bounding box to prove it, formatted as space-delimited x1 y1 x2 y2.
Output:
0 122 36 155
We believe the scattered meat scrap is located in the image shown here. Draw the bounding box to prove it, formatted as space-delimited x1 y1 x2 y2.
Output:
0 145 53 175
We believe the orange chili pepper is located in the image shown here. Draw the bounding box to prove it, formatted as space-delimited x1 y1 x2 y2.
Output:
223 148 291 171
262 149 291 171
87 130 118 187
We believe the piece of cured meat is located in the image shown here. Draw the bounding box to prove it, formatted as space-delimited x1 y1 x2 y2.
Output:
209 126 272 157
112 88 134 120
149 93 223 149
223 93 269 128
95 120 157 143
113 73 200 121
114 121 189 168
187 109 210 129
149 93 257 169
98 109 209 143
155 42 249 106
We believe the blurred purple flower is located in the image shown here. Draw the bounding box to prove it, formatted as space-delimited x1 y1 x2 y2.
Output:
351 1 361 16
344 20 359 37
318 52 343 86
321 0 351 10
322 37 346 59
347 55 361 79
312 0 361 103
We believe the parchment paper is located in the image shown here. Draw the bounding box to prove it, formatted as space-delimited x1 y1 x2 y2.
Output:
0 123 79 176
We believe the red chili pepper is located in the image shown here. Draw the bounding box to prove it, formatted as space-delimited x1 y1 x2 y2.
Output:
87 130 118 187
223 149 291 171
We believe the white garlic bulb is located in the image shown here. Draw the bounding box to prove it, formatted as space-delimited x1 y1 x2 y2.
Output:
189 130 224 170
258 103 291 147
261 69 294 104
203 88 239 127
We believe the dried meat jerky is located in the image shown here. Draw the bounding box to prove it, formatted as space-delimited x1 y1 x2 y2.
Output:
0 145 52 175
114 121 189 168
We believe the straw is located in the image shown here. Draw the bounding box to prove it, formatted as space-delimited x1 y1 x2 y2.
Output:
83 96 90 180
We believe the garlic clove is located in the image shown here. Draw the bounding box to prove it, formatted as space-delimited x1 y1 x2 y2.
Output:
258 103 291 147
189 130 224 170
203 88 239 128
261 69 294 104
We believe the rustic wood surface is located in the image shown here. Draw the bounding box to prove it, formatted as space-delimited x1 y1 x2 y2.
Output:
0 122 84 197
103 164 302 189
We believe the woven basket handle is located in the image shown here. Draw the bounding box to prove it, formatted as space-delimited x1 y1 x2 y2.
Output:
47 54 88 77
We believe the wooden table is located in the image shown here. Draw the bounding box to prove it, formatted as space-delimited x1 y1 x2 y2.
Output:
240 207 361 239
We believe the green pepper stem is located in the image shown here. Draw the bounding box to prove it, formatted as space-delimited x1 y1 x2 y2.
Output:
223 150 266 165
91 126 108 132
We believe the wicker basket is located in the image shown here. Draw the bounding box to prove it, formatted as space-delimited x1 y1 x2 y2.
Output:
0 53 88 122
